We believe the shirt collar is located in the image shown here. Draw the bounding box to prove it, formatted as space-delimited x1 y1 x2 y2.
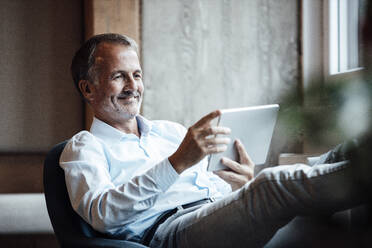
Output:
90 115 153 143
136 115 152 136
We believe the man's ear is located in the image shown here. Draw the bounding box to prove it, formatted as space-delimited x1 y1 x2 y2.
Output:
78 80 95 102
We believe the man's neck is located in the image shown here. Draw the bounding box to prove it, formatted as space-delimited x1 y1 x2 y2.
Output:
114 118 140 137
96 115 141 137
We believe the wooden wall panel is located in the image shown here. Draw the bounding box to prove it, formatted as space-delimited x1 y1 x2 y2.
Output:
83 0 141 129
0 0 83 194
0 0 84 152
0 154 45 193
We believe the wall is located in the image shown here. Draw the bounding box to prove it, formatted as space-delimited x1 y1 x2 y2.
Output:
142 0 301 164
0 1 84 246
0 0 84 153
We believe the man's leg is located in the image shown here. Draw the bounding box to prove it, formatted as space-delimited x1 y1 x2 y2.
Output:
150 160 364 248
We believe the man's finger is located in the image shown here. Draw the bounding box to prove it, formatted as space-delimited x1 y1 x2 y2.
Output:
206 145 228 154
235 139 254 166
214 170 246 184
204 137 231 146
193 110 221 128
221 157 244 174
221 156 254 180
198 126 231 138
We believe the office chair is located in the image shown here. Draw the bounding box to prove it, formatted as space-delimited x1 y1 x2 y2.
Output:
43 141 147 248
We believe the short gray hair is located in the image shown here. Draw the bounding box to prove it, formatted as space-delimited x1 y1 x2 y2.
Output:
70 33 138 96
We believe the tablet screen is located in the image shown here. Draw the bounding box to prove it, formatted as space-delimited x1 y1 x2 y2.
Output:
207 104 279 171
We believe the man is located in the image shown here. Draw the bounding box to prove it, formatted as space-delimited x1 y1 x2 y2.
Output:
60 33 364 247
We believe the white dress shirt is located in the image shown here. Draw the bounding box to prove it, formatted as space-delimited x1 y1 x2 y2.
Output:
60 116 231 242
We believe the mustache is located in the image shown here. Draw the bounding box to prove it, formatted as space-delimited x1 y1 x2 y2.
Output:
117 90 141 99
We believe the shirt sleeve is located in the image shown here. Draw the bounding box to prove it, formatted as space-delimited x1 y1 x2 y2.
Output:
59 131 179 235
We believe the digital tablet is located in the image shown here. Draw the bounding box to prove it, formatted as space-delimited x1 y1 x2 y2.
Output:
207 104 279 171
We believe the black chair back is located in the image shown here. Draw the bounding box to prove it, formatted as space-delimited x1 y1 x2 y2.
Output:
43 141 147 248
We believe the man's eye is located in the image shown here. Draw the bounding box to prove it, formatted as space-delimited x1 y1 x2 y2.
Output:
113 75 122 80
134 74 142 79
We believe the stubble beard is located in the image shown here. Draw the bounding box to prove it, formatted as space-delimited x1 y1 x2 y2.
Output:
111 95 142 120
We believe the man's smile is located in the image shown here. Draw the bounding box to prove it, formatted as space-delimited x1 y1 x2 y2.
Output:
117 91 141 103
118 95 138 100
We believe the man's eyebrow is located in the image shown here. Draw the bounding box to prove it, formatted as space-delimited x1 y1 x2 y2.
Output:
110 70 123 78
110 69 142 78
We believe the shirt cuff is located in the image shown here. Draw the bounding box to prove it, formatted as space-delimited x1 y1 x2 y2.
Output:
211 174 232 195
148 158 180 192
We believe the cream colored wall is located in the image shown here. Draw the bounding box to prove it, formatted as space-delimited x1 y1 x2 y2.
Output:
141 0 302 165
142 0 300 126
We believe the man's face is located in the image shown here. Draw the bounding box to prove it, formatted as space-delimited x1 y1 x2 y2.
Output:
87 42 143 125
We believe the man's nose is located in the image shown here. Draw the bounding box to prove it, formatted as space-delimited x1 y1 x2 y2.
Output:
125 76 138 91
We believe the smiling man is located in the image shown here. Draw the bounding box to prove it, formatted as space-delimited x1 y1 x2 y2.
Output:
78 41 144 135
60 33 365 248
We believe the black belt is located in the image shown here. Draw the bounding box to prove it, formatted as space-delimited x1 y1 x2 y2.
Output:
142 198 214 246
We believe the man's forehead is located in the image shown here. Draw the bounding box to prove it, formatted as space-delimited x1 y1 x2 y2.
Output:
94 42 138 64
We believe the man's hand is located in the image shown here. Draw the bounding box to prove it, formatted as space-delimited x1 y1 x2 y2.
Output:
214 139 255 191
169 110 231 174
